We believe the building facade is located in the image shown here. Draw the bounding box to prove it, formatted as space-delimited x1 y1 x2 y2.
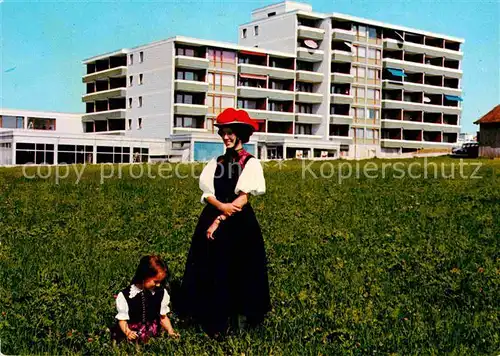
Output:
82 1 463 161
2 1 464 165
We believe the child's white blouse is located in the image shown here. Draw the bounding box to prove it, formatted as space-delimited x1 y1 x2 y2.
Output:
199 157 266 203
115 285 171 320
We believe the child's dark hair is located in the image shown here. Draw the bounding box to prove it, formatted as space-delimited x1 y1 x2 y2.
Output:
131 255 168 286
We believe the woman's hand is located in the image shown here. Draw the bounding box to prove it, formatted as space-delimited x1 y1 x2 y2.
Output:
219 203 241 216
206 220 219 240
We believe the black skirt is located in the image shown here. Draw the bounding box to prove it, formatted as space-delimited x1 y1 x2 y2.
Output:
180 202 270 334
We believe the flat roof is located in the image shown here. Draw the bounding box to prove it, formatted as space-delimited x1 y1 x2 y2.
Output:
82 49 128 64
0 108 83 117
241 3 464 42
331 12 464 43
108 35 296 58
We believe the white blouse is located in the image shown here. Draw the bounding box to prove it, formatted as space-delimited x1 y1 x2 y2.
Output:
115 285 171 320
199 157 266 203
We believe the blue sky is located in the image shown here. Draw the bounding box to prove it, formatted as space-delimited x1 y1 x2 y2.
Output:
1 0 498 133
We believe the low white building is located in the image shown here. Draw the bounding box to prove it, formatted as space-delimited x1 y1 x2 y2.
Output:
0 109 170 165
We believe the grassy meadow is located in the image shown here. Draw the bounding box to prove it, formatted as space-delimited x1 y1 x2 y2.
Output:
0 157 498 355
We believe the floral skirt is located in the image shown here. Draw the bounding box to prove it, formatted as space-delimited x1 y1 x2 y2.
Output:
111 320 160 343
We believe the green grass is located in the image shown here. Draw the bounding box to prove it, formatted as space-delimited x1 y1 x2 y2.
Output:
0 157 498 355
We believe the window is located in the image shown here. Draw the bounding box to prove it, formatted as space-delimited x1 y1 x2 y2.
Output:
139 74 143 85
354 87 365 98
237 99 258 110
27 117 56 130
254 25 259 36
368 48 381 60
176 47 195 56
356 128 365 138
268 11 276 17
221 96 234 108
296 103 313 114
297 61 314 71
368 89 380 100
352 66 365 78
296 82 313 92
296 124 312 135
221 74 235 86
367 68 380 80
138 97 143 107
129 54 133 65
128 98 132 108
368 27 379 39
356 46 366 58
357 25 366 37
356 108 365 118
270 80 285 90
57 145 93 164
174 116 203 128
128 119 132 130
366 129 373 139
129 75 133 86
177 93 193 104
0 115 24 129
368 109 379 120
16 142 55 165
138 118 142 129
140 51 144 63
177 70 198 81
242 28 247 39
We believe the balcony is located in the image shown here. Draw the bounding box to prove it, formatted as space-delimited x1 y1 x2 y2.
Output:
381 138 454 149
330 135 353 145
382 99 461 115
383 38 463 61
241 108 269 120
82 66 127 83
267 111 295 122
295 113 323 124
175 56 209 70
82 88 126 102
174 80 209 93
331 72 354 84
296 70 324 83
382 80 462 96
267 66 296 80
173 103 208 116
331 93 354 105
295 92 323 104
381 119 459 132
243 109 295 122
331 50 353 63
331 28 356 42
238 63 270 77
237 86 294 101
297 25 325 41
330 114 353 125
383 58 462 78
297 47 324 62
82 109 126 122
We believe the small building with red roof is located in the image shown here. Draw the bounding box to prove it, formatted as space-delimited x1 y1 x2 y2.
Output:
474 105 500 158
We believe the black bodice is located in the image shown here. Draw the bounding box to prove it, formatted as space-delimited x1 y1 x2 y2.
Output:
121 287 164 324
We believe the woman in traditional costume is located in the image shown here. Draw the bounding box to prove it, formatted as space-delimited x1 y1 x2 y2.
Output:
180 108 270 337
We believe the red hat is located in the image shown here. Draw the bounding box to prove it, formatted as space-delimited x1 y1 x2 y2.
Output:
215 108 259 131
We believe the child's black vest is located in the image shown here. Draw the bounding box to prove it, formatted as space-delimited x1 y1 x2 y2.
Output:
121 286 165 324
